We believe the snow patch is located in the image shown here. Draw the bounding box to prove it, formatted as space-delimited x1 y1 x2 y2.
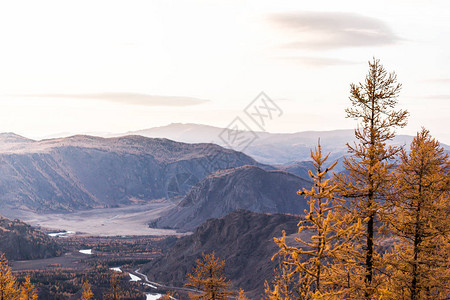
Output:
79 249 92 255
48 231 75 237
146 294 162 300
129 273 141 282
143 282 157 289
110 267 122 272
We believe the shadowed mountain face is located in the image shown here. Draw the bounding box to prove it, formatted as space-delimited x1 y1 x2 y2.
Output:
152 165 311 231
0 134 267 212
0 216 61 260
143 210 301 298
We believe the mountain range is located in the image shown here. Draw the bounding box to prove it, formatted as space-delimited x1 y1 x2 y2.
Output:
1 124 445 219
0 133 265 213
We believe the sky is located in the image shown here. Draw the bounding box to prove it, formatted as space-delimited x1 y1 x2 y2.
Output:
0 0 449 143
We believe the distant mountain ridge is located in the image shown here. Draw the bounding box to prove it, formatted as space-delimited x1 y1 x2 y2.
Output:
0 134 267 212
123 123 445 164
152 165 312 231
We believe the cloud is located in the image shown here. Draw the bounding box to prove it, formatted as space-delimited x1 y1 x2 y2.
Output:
267 12 401 50
19 93 210 107
275 56 360 67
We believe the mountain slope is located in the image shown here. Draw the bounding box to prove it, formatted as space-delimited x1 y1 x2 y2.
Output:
0 134 267 212
152 165 311 231
143 210 301 298
0 216 61 260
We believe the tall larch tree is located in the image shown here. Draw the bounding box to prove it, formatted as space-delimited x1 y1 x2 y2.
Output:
185 252 233 300
334 58 408 299
0 254 20 300
385 128 450 299
266 142 358 299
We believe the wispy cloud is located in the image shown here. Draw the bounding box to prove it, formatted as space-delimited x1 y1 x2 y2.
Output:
275 56 360 67
17 93 210 107
267 12 401 50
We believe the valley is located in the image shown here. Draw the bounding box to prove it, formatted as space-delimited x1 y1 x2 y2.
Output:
11 234 178 299
4 201 182 237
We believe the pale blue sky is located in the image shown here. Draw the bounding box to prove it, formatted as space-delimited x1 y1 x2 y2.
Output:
0 0 448 143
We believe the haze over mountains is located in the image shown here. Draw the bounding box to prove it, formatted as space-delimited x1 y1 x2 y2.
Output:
35 123 449 165
125 123 442 164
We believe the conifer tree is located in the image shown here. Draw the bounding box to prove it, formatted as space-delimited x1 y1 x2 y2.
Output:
266 142 358 299
80 280 94 300
0 253 20 300
334 58 408 298
384 129 450 299
19 276 37 300
185 252 233 300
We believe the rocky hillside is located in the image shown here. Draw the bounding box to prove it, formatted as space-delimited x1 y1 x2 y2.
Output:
152 165 311 231
143 210 301 298
0 134 266 212
0 216 61 260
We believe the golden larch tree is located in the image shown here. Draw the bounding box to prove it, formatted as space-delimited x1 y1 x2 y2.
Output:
334 58 408 299
19 276 37 300
0 253 20 300
384 128 450 299
185 252 233 300
80 280 94 300
266 142 359 299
